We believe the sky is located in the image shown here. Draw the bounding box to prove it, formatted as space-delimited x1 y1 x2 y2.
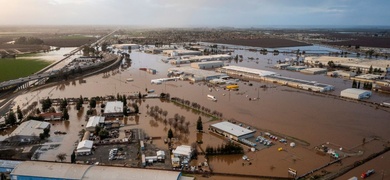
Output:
0 0 389 27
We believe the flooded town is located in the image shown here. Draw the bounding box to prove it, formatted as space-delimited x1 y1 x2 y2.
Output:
1 1 390 180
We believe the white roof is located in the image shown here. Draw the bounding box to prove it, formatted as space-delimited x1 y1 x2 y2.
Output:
210 121 254 137
222 66 277 77
11 161 90 179
0 160 22 169
10 120 50 137
11 161 181 180
77 140 93 150
157 150 165 156
82 165 181 180
104 101 123 114
341 88 371 95
172 145 192 156
191 60 223 66
86 116 104 128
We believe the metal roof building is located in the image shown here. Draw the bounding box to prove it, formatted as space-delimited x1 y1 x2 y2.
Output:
7 120 50 142
220 66 277 77
11 161 90 180
103 101 123 117
76 140 94 155
340 88 372 100
0 160 22 173
10 161 183 180
86 116 105 132
191 61 224 69
210 121 255 141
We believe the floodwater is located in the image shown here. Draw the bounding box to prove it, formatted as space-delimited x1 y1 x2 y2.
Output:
6 46 390 177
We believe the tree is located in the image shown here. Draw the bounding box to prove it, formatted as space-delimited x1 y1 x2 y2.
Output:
132 103 139 114
196 116 203 132
71 151 76 163
60 98 68 109
62 108 69 120
89 99 97 108
36 108 41 115
41 97 52 112
357 81 361 89
56 153 67 162
99 129 109 139
368 65 373 74
6 111 17 125
17 105 23 120
168 128 173 140
352 80 357 88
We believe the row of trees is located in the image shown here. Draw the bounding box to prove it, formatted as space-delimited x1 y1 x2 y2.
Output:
15 36 44 45
205 142 244 155
171 97 223 118
352 80 373 90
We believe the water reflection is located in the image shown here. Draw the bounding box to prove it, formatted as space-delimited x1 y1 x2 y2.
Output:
209 154 242 166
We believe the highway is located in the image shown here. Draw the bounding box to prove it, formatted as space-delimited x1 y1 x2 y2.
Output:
0 29 118 90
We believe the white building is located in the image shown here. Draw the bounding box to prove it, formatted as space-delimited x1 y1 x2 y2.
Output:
6 120 50 142
191 61 224 69
172 145 193 159
104 101 123 117
86 116 105 132
340 88 372 100
10 161 184 180
209 121 255 141
76 140 94 155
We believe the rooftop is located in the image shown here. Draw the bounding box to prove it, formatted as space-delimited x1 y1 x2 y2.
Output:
10 120 50 137
169 67 225 78
11 161 90 179
221 66 277 77
104 101 123 114
172 145 192 156
86 116 105 128
210 121 255 137
341 88 372 95
77 140 93 150
11 161 183 180
0 160 22 169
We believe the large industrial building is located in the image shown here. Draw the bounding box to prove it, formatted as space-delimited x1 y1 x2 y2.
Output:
209 121 255 141
219 66 277 77
6 120 50 142
0 160 22 173
169 67 226 82
305 56 390 73
263 75 335 92
103 101 123 117
163 49 202 57
10 161 183 180
219 65 334 92
169 54 232 64
191 61 224 69
340 88 372 100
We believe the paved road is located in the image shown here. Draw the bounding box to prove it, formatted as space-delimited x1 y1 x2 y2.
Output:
0 29 118 90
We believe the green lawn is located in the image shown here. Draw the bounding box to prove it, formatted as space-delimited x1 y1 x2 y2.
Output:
0 58 51 82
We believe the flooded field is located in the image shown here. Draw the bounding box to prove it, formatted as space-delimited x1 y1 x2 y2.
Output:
4 45 390 178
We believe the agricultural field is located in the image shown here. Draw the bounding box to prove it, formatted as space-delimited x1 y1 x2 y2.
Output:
207 38 311 48
0 58 51 82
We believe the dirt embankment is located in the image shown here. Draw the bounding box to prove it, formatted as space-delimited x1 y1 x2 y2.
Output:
207 38 311 48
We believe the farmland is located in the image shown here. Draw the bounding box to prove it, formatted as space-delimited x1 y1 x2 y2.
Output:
0 58 51 82
207 38 311 48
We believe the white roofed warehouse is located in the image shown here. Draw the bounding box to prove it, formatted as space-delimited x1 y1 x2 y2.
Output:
6 120 50 142
103 101 123 117
191 61 224 69
210 121 255 141
10 161 184 180
340 88 372 100
86 116 105 132
76 140 94 155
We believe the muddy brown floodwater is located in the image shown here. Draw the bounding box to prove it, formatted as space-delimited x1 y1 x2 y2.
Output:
9 48 390 178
